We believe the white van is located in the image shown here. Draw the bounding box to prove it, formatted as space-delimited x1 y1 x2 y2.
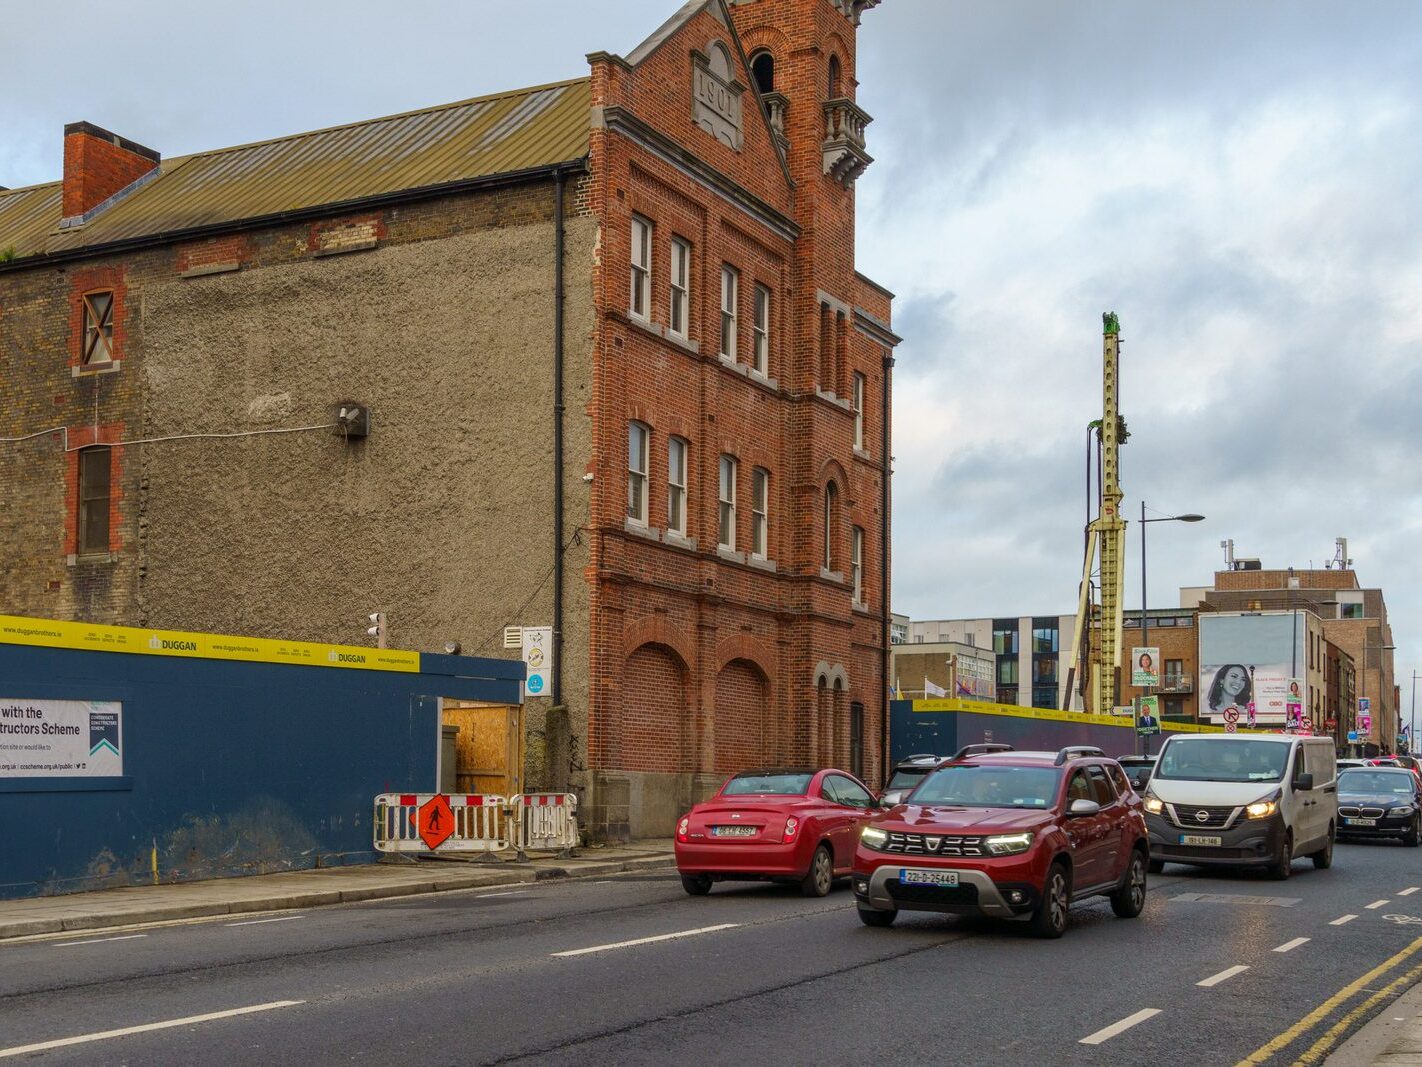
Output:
1141 734 1337 880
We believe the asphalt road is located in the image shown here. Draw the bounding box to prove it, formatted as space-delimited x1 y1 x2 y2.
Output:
1 840 1421 1065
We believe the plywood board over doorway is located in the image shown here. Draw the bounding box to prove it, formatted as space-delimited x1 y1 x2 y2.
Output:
440 700 522 797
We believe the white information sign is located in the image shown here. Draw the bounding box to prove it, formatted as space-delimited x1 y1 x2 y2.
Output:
0 699 123 777
521 626 553 700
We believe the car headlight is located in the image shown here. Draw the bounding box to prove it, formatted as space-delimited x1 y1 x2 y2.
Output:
984 832 1034 855
1246 799 1278 819
860 826 889 849
1392 806 1416 818
1142 795 1164 815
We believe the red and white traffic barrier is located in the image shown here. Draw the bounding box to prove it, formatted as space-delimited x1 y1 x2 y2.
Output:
372 793 509 854
508 793 579 860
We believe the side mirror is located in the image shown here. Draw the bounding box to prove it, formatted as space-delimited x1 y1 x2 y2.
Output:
1067 799 1101 817
1296 772 1315 791
1131 774 1148 790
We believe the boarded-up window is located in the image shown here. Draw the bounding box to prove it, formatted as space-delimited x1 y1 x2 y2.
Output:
82 292 114 365
78 446 111 554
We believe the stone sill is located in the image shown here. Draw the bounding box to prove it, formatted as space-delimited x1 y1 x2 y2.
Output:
852 446 873 463
717 545 747 565
664 530 698 552
747 555 777 573
313 238 378 258
717 354 780 394
180 261 240 279
67 552 118 567
820 567 847 584
72 361 121 378
626 313 701 357
623 518 660 541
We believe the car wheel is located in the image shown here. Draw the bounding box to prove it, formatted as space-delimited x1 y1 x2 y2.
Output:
1148 858 1165 875
801 845 834 898
1404 817 1421 848
1269 830 1294 881
1110 849 1147 918
858 906 896 928
1029 861 1071 939
1311 827 1334 869
681 874 712 896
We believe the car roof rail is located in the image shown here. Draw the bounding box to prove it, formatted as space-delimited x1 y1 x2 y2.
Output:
1055 746 1107 766
950 743 1015 761
901 753 938 762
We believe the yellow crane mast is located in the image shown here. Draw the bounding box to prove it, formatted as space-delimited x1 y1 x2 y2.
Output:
1065 313 1126 713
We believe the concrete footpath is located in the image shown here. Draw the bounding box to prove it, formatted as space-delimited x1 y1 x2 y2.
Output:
1327 976 1422 1066
0 840 674 941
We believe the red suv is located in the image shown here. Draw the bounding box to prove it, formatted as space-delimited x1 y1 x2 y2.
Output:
853 745 1149 938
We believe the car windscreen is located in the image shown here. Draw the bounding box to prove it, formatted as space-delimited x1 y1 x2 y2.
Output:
887 769 929 791
1155 739 1289 783
721 773 813 796
908 765 1061 809
1339 770 1415 795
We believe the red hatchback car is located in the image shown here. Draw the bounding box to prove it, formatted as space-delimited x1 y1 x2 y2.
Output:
676 767 878 897
853 745 1149 937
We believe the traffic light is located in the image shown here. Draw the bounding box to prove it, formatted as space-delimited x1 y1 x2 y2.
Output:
367 612 388 649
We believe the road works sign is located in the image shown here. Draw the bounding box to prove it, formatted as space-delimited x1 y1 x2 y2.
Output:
417 794 455 850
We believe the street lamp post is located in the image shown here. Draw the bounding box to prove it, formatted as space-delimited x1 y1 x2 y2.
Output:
1138 504 1205 755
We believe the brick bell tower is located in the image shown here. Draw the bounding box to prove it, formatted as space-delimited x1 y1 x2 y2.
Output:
727 0 878 390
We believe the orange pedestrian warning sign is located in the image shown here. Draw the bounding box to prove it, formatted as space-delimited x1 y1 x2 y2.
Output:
418 794 455 850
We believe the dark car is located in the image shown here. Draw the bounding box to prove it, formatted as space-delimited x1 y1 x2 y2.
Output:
853 745 1149 938
1116 756 1157 792
879 753 948 807
1336 767 1421 846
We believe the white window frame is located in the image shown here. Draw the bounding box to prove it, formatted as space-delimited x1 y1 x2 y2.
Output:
852 526 865 604
627 421 649 526
720 265 739 360
668 436 688 536
718 454 738 549
852 372 865 449
669 238 691 339
630 216 652 320
752 284 770 374
751 467 769 559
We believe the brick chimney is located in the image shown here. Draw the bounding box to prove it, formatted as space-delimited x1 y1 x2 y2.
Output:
62 122 160 220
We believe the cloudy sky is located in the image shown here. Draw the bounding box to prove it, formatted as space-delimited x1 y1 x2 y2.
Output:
5 1 1419 713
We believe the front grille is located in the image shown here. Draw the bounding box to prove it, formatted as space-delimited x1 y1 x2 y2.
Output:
882 832 984 857
1167 804 1240 830
888 880 980 906
1340 806 1386 819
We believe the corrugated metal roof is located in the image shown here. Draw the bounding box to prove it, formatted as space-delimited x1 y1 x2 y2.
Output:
0 184 62 259
0 78 590 262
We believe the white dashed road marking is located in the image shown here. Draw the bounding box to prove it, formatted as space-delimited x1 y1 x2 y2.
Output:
1331 915 1359 926
1198 965 1250 987
54 934 148 948
225 916 305 927
1079 1008 1162 1045
1400 888 1419 897
1273 937 1310 953
552 923 740 958
1366 900 1391 910
0 1001 305 1059
475 892 528 899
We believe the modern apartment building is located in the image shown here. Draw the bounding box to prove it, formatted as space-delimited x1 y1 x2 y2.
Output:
904 615 1077 710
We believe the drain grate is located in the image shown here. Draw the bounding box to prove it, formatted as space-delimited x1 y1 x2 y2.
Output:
1171 892 1301 907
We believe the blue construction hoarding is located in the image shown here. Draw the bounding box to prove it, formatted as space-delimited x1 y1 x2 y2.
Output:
890 698 1246 766
0 614 522 899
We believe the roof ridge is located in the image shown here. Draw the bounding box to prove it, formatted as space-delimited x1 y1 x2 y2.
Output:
183 75 590 164
0 180 62 198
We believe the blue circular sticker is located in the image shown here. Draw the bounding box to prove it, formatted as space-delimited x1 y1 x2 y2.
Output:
527 674 545 694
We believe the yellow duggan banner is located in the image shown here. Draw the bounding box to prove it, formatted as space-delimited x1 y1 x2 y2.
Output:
909 698 1268 735
0 615 420 673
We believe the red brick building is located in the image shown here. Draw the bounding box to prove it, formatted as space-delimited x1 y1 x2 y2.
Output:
0 0 896 838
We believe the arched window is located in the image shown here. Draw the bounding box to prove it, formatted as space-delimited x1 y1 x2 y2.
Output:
828 54 843 98
750 50 775 95
823 481 839 571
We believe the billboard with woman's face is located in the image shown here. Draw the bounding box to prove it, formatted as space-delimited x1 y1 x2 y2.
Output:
1198 612 1307 725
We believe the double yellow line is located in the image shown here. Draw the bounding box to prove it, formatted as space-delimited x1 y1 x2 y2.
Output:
1237 934 1422 1065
